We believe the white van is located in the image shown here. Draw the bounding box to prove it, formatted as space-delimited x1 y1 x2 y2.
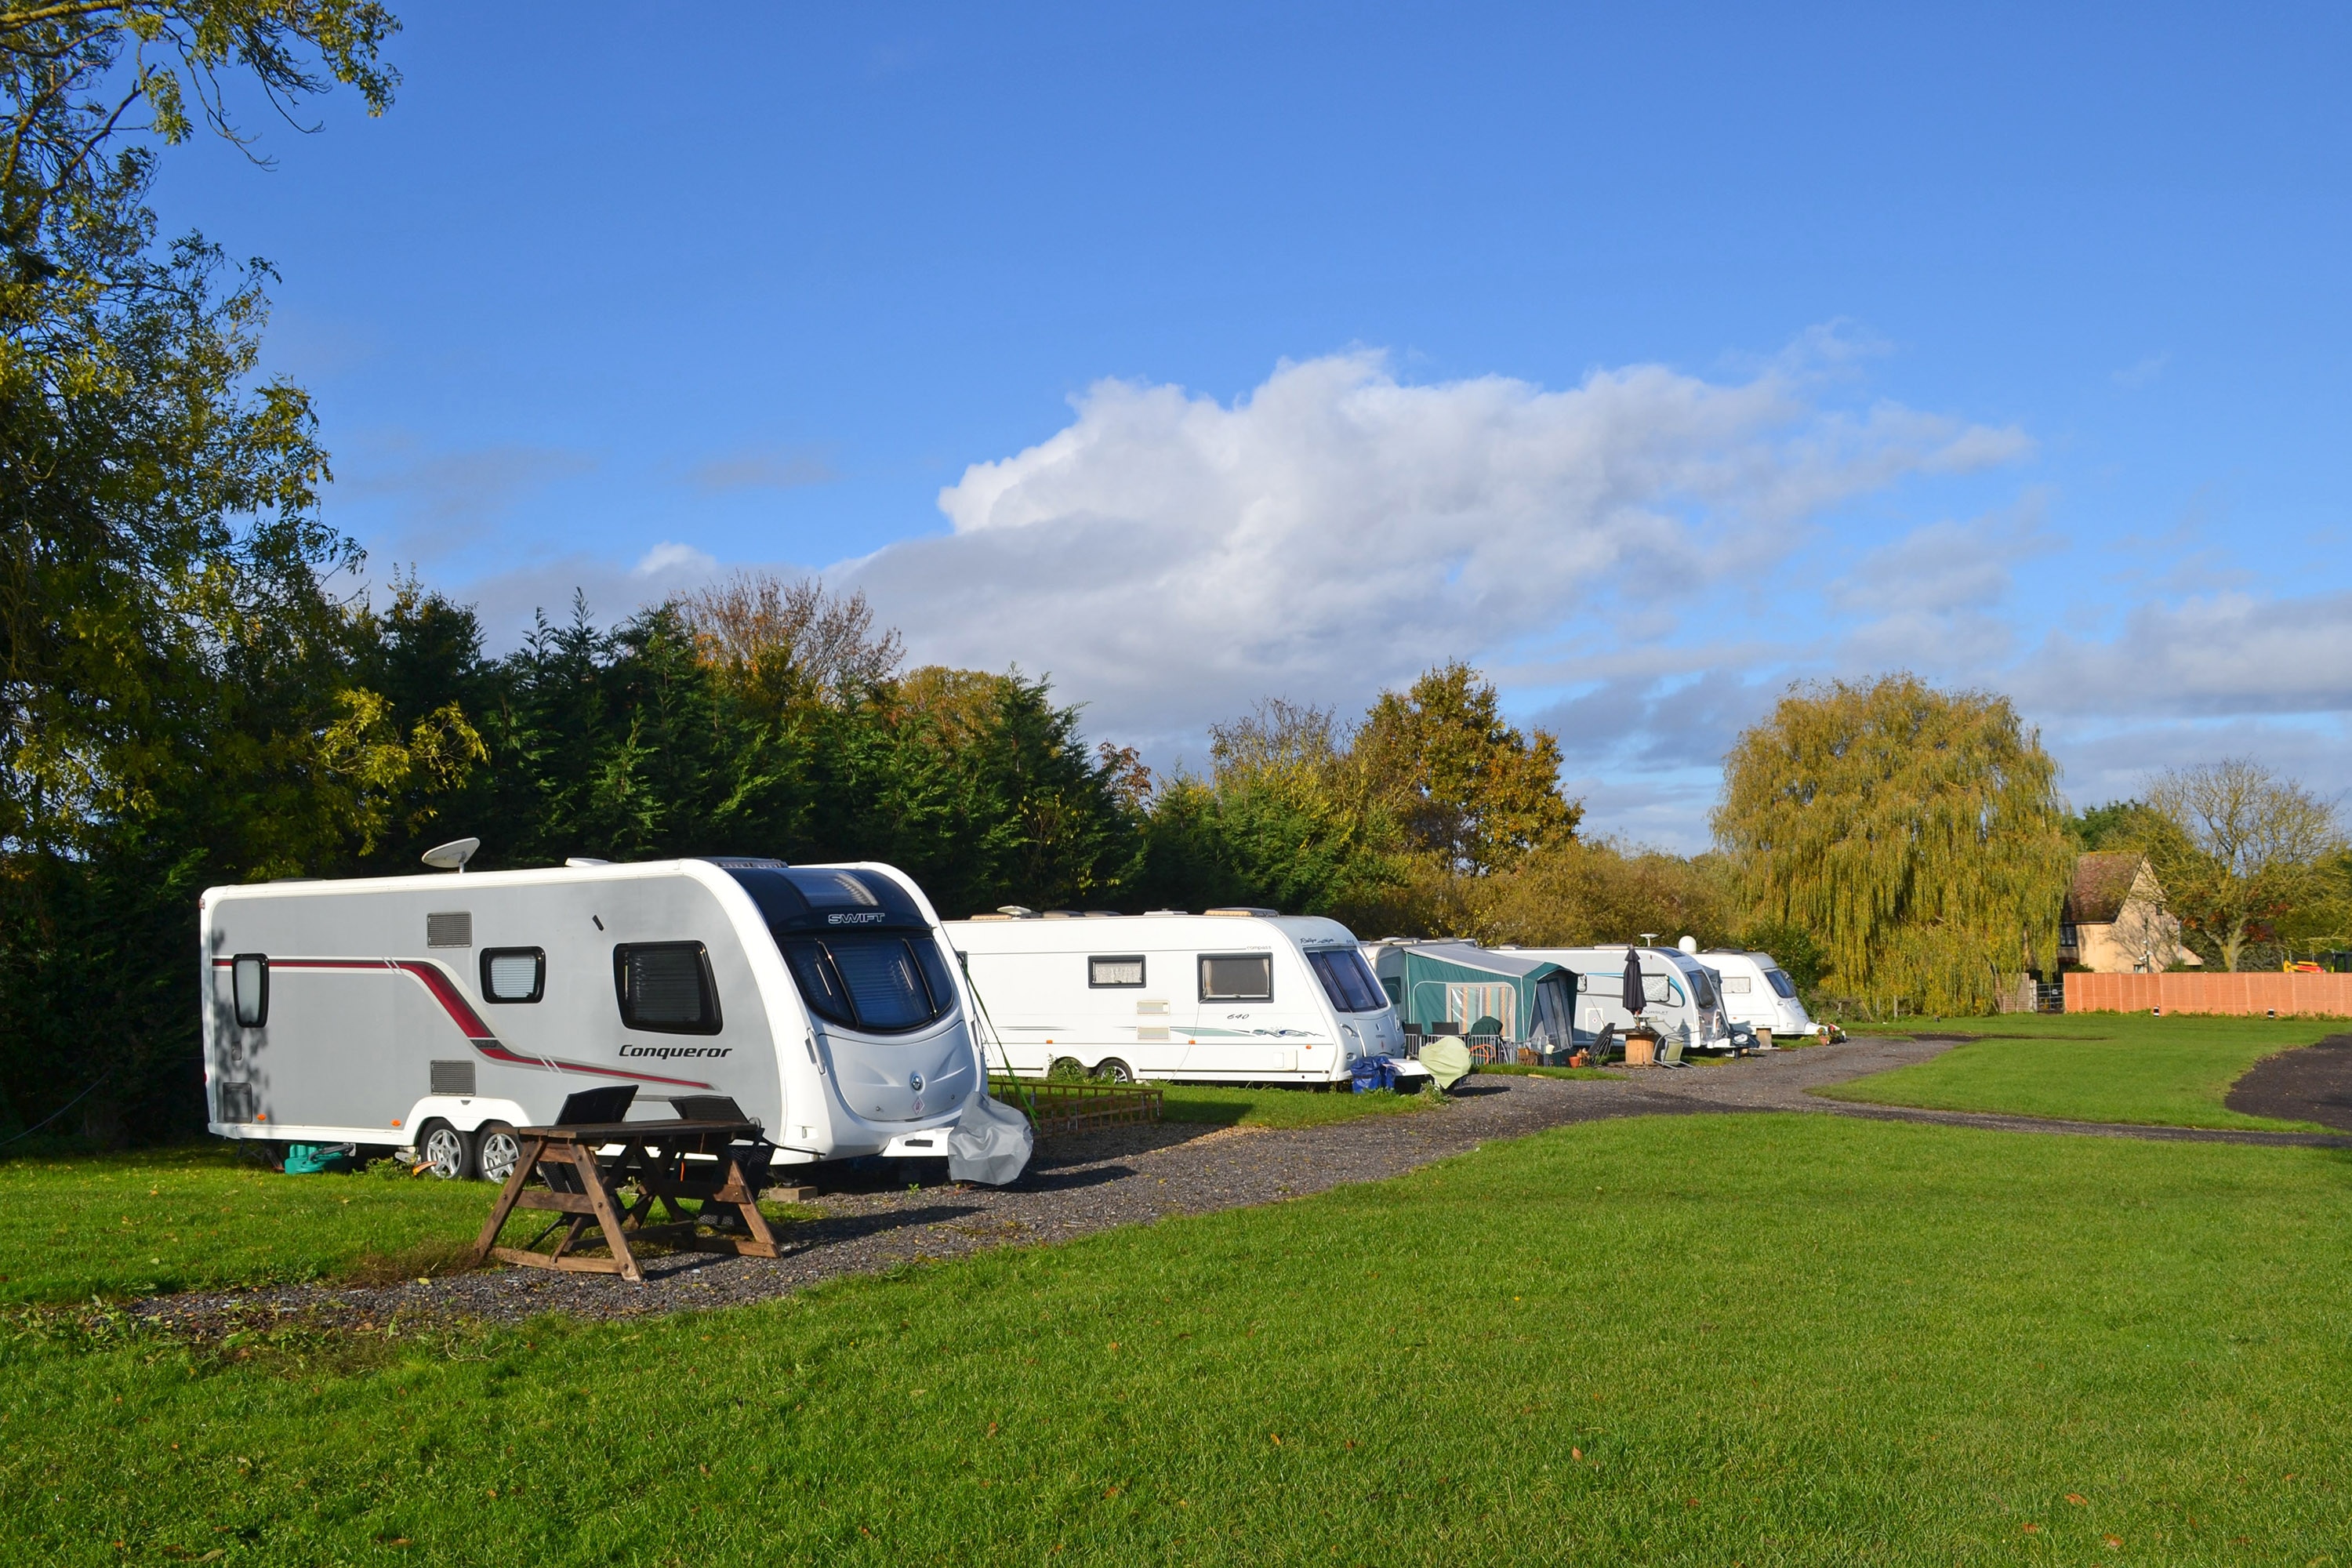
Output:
1698 949 1820 1042
201 857 995 1181
948 909 1410 1083
1507 946 1733 1054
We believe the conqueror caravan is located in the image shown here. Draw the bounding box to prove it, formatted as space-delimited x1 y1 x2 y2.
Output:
201 855 1012 1181
948 909 1413 1084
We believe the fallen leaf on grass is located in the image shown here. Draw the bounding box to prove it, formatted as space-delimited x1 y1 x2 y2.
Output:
2104 1536 2123 1548
2067 1494 2087 1505
2022 1523 2042 1534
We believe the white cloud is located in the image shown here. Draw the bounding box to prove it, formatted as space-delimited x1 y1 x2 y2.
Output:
634 541 720 578
2018 590 2352 719
849 350 2029 746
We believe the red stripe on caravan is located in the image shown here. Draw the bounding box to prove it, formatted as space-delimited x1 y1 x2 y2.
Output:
214 954 716 1091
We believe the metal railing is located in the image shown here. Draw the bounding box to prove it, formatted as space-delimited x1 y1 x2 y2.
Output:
988 1076 1164 1137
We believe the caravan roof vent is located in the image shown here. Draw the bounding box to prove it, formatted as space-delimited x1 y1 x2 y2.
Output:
565 857 612 868
995 906 1039 919
699 857 789 869
1040 910 1083 920
1205 906 1279 918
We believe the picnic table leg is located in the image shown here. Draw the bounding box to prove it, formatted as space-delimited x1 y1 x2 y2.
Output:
547 1214 593 1260
470 1134 544 1264
572 1142 643 1283
716 1152 780 1258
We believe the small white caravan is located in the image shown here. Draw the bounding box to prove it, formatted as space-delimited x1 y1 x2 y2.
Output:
1508 946 1733 1054
947 909 1409 1084
1697 949 1820 1041
201 857 995 1180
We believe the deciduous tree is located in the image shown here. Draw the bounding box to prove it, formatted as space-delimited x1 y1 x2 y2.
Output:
1712 674 2070 1015
1354 661 1580 875
2135 760 2343 972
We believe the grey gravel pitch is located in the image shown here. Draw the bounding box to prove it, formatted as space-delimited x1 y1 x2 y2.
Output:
126 1033 2347 1340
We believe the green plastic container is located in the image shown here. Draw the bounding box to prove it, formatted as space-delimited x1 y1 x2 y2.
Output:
281 1142 354 1174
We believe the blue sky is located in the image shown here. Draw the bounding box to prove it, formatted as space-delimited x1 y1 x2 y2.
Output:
153 3 2352 845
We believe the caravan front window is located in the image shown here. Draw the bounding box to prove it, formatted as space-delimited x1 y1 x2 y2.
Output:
782 933 957 1034
1307 949 1387 1013
1765 968 1797 999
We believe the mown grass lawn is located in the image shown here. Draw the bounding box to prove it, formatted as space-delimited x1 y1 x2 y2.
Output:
1822 1012 2339 1131
0 1146 539 1306
5 1112 2349 1565
0 1146 818 1307
1156 1082 1443 1127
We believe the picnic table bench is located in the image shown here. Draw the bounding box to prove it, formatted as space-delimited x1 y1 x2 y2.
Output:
467 1116 782 1284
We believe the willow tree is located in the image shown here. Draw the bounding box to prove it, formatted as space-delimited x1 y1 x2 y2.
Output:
1712 675 2070 1015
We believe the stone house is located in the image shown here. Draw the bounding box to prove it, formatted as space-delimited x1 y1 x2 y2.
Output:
2059 852 2198 973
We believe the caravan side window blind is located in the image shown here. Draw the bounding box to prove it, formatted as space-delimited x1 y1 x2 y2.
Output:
613 942 722 1034
1089 955 1145 988
1199 952 1273 1002
231 954 268 1029
480 947 546 1004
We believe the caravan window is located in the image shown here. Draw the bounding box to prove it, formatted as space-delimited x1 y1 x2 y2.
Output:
230 954 268 1029
1764 968 1798 998
1089 955 1146 988
1687 968 1717 1008
614 943 722 1034
782 933 956 1034
1642 971 1686 1007
1307 949 1387 1013
1722 975 1752 994
480 947 546 1004
1200 953 1273 1003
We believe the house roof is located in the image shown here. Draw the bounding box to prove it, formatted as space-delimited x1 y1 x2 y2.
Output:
2065 852 2147 924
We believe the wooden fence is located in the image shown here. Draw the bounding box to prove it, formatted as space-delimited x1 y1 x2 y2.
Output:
2064 971 2352 1018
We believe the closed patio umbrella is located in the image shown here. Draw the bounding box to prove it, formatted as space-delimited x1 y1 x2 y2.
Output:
1620 946 1646 1017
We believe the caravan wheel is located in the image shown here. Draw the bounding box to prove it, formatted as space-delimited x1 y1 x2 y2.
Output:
1091 1058 1135 1084
417 1121 472 1181
475 1123 521 1185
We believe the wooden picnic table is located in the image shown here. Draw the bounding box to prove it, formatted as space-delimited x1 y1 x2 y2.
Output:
468 1117 782 1284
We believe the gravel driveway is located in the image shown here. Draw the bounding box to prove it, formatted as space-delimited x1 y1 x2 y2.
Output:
128 1034 2352 1338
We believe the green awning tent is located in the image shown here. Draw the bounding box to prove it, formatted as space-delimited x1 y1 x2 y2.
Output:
1364 942 1578 1044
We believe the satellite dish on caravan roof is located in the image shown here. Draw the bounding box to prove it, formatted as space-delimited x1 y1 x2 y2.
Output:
1679 935 1699 955
420 837 480 873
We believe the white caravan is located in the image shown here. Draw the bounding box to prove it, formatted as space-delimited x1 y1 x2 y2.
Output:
1505 946 1733 1054
201 858 993 1179
1697 949 1820 1041
948 909 1410 1084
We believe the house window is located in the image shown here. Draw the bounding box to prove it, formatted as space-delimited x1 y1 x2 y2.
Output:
1200 953 1273 1002
1090 955 1146 988
480 947 546 1004
613 942 722 1034
231 954 268 1029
